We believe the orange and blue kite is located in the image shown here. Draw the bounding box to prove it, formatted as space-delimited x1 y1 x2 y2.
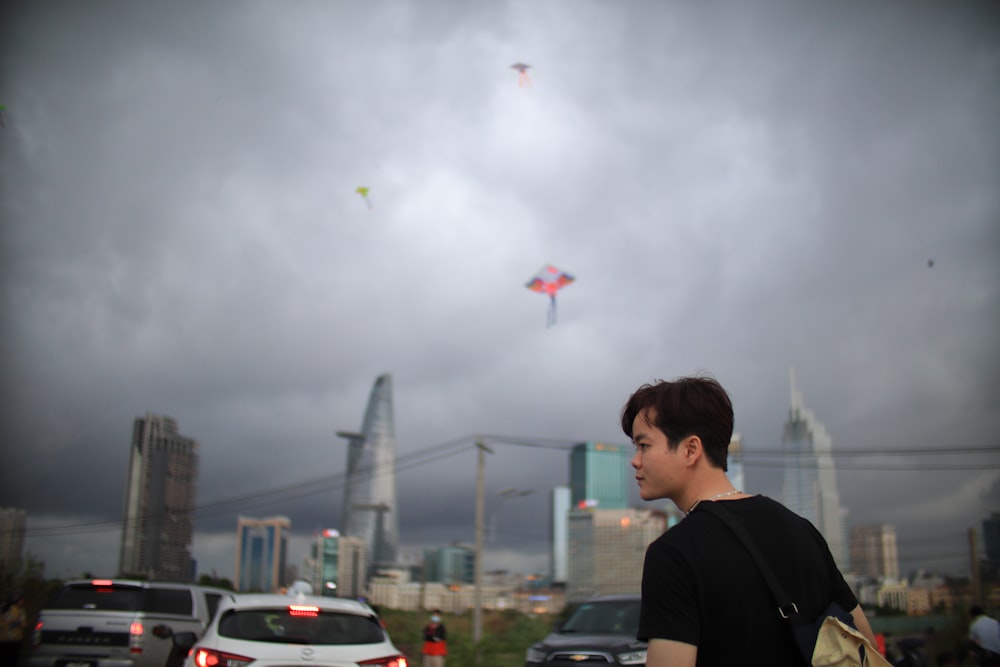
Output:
526 264 574 327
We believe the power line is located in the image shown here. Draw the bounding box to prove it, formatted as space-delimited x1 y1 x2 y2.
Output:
22 434 476 538
17 434 999 539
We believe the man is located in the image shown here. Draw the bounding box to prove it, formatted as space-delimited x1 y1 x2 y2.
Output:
968 606 1000 666
621 375 877 666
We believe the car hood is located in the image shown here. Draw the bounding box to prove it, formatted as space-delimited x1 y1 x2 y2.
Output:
534 631 647 652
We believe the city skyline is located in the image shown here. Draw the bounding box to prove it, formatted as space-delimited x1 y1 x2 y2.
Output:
2 1 996 584
5 386 987 576
5 382 992 584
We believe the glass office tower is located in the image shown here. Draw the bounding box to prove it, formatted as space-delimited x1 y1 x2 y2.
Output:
340 374 399 576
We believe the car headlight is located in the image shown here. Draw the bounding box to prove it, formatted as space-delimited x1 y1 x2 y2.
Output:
617 648 647 665
525 646 548 663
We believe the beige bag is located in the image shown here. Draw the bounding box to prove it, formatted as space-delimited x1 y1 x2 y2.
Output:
812 616 893 667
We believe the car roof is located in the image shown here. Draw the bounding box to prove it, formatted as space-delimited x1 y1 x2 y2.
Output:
62 579 235 594
221 594 375 616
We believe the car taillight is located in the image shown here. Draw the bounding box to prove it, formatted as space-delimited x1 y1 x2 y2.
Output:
193 647 254 667
32 621 43 648
129 621 144 653
358 655 408 667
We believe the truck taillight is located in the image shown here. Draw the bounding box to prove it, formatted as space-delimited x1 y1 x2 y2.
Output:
32 621 43 648
129 621 144 653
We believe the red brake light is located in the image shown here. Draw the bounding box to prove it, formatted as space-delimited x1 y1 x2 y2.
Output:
358 656 408 667
193 648 254 667
288 604 319 617
130 622 143 636
91 579 114 586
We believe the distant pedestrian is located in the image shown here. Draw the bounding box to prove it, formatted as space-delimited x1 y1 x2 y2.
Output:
421 609 447 667
969 606 1000 667
0 592 27 666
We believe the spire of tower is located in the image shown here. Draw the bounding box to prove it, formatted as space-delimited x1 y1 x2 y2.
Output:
789 366 801 414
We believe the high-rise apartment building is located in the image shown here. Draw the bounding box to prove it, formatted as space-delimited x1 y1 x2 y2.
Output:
566 507 665 602
304 529 366 599
781 370 848 570
550 486 570 585
0 508 26 576
118 414 198 582
236 515 290 593
569 442 629 510
850 524 899 581
337 374 400 577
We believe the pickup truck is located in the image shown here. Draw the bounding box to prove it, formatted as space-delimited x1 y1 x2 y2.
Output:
30 578 236 667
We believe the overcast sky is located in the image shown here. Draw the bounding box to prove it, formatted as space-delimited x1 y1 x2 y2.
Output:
1 1 997 583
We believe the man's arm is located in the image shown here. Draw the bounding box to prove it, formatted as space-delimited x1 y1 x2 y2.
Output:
646 638 696 667
849 604 877 647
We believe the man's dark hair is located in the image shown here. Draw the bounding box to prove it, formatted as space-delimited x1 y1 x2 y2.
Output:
970 605 985 617
621 375 734 470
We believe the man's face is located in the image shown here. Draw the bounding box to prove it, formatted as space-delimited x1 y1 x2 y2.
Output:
630 408 686 502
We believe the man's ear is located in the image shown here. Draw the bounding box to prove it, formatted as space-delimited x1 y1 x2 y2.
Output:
681 435 703 466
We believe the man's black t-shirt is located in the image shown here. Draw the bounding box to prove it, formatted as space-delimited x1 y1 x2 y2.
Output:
637 495 857 666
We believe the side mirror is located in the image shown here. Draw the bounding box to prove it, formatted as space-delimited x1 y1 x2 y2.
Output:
172 632 198 650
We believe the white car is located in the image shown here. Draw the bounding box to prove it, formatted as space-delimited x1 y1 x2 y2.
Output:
174 593 408 667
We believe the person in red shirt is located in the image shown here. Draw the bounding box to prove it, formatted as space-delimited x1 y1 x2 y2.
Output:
421 609 447 667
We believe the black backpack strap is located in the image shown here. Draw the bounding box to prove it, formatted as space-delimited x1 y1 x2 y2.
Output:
696 501 802 623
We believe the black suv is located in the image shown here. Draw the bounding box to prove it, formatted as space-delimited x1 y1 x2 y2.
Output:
525 594 646 666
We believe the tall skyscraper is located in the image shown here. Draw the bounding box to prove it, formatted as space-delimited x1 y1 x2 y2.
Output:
337 374 399 576
781 370 848 570
569 442 629 510
0 508 26 576
118 414 198 582
550 486 570 585
850 524 899 581
235 515 290 593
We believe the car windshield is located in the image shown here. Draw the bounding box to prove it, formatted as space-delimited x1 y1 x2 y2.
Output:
218 609 386 645
561 600 640 635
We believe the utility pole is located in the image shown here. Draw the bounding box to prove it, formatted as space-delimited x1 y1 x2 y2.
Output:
473 438 492 647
